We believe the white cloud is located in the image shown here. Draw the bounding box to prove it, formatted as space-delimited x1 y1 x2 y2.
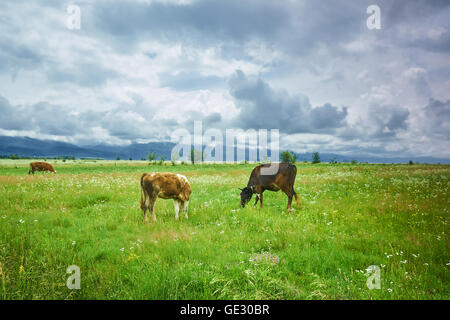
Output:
0 0 449 158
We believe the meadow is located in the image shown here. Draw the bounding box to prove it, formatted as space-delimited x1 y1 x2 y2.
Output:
0 159 448 300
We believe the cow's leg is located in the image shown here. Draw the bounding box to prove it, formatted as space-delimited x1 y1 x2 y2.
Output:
149 197 157 222
142 190 150 222
281 186 294 211
145 190 158 222
143 207 148 222
259 192 263 209
174 199 181 220
287 194 293 211
182 200 189 219
294 191 299 206
254 195 259 206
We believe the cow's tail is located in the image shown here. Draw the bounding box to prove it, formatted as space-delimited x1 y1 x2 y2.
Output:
140 174 145 210
291 164 298 194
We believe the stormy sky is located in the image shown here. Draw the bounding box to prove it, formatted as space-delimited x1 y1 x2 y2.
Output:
0 0 449 158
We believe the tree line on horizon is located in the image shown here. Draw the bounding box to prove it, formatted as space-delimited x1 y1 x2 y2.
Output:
1 152 422 166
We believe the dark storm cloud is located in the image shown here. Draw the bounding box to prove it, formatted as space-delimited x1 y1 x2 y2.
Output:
227 70 412 141
310 104 348 130
0 96 30 130
368 104 410 138
0 35 117 87
382 0 450 53
77 101 157 140
91 0 289 48
87 0 450 57
227 70 348 134
385 0 450 25
86 0 379 60
423 98 450 138
0 37 44 79
0 96 80 136
203 112 222 125
0 95 156 139
338 103 410 142
31 102 81 136
180 111 223 131
410 31 450 54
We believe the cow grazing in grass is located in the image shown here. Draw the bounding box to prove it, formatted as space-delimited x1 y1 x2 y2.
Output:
29 162 56 175
140 172 191 222
239 162 299 210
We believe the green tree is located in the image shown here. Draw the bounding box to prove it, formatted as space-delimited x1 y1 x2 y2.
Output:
190 148 203 164
158 155 166 165
312 152 321 164
147 151 157 164
171 152 179 166
281 150 297 164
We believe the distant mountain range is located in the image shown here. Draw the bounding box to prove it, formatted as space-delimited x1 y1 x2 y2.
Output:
0 136 174 160
0 135 449 164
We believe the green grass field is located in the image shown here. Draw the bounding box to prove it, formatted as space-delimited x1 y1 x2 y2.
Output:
0 160 448 299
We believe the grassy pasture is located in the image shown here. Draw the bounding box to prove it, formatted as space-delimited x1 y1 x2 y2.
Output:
0 160 448 299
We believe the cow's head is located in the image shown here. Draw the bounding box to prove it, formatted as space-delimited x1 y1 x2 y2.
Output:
239 186 253 208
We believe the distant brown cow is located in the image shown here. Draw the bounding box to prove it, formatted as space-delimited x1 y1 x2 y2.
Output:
29 162 56 174
140 172 191 222
239 162 299 210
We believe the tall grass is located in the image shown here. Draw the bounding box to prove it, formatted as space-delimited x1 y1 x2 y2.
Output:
0 161 448 299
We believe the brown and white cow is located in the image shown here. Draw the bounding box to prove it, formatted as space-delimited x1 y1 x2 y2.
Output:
239 162 299 210
140 172 191 222
29 162 56 174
